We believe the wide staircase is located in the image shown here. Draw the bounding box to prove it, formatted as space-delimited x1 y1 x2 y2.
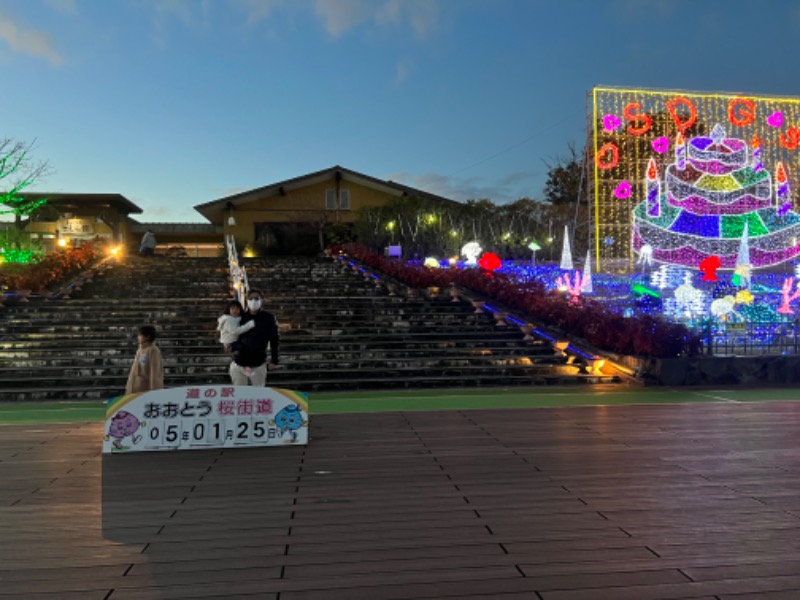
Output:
0 254 623 402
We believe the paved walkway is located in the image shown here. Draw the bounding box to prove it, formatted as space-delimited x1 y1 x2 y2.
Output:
4 399 800 598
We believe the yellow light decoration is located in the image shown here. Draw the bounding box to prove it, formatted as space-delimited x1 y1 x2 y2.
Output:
423 257 440 268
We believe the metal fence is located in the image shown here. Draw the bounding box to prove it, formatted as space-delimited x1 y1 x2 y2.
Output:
706 320 800 356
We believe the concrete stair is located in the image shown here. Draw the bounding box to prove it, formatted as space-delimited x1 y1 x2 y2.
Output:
0 254 622 401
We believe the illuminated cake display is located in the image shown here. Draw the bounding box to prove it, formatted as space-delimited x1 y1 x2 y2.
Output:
593 87 800 271
633 124 800 268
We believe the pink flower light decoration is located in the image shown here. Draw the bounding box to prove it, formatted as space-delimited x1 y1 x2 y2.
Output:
652 136 669 154
767 111 784 128
613 181 632 199
602 114 621 132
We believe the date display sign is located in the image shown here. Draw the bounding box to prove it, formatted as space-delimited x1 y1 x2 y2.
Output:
103 386 308 453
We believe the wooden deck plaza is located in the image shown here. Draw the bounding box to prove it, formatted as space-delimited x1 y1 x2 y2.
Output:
5 400 800 599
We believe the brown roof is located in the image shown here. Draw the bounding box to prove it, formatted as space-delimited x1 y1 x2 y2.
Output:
15 193 143 215
194 165 460 225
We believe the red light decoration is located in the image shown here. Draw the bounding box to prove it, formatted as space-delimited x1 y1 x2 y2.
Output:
624 102 652 136
698 255 721 281
780 127 800 150
729 98 756 127
666 96 698 132
595 142 619 170
478 252 501 271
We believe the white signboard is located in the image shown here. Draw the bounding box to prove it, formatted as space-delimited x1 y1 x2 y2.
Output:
103 385 309 454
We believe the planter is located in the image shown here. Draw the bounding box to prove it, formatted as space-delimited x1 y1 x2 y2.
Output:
450 287 461 303
471 300 485 314
493 312 508 327
387 283 398 296
520 323 535 341
427 286 440 299
553 339 570 357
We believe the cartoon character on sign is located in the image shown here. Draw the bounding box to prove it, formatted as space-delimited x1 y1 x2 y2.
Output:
270 405 307 443
104 411 144 450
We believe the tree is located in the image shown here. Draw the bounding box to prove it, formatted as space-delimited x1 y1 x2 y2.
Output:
0 138 50 229
542 142 592 259
542 143 584 206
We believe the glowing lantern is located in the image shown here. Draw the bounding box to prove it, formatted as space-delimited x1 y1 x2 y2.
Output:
478 252 501 272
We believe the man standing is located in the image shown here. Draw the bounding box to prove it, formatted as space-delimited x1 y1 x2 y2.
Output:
229 289 280 386
139 229 157 256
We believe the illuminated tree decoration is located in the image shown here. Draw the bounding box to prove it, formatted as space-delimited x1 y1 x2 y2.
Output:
733 222 752 288
559 225 573 270
581 250 593 293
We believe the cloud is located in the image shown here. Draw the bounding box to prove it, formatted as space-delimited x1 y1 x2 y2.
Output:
387 170 539 203
0 12 63 66
376 0 438 37
44 0 77 14
231 0 286 26
314 0 439 38
314 0 370 37
151 0 211 45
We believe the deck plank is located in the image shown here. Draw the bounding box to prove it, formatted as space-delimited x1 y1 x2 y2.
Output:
4 402 800 598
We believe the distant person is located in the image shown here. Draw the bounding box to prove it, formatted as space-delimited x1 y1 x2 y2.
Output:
125 325 164 394
229 289 280 386
139 229 156 256
217 300 255 358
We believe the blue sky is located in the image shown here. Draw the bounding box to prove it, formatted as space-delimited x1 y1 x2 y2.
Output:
2 0 800 223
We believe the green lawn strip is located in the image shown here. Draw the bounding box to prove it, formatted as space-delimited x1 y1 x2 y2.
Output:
2 388 799 424
0 402 106 424
309 387 726 414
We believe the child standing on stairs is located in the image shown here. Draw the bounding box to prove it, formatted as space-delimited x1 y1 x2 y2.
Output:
125 325 164 394
217 300 255 357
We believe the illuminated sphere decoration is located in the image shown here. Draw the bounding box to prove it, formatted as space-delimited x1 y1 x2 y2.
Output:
423 257 440 268
478 252 501 272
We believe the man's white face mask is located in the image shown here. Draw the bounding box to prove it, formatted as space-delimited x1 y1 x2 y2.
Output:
247 299 262 311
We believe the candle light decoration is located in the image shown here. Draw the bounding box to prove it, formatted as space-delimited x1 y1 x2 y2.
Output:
675 131 686 170
646 158 661 217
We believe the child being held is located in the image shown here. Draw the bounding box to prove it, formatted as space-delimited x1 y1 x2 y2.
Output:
217 300 255 356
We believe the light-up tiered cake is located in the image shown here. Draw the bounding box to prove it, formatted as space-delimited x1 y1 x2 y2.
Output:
633 124 800 268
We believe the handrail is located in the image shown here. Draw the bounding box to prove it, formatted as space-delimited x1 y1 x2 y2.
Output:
225 234 248 306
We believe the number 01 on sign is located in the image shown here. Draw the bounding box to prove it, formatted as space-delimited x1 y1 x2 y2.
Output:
103 386 309 453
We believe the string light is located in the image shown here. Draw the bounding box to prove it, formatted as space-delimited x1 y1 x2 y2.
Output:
593 87 800 271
